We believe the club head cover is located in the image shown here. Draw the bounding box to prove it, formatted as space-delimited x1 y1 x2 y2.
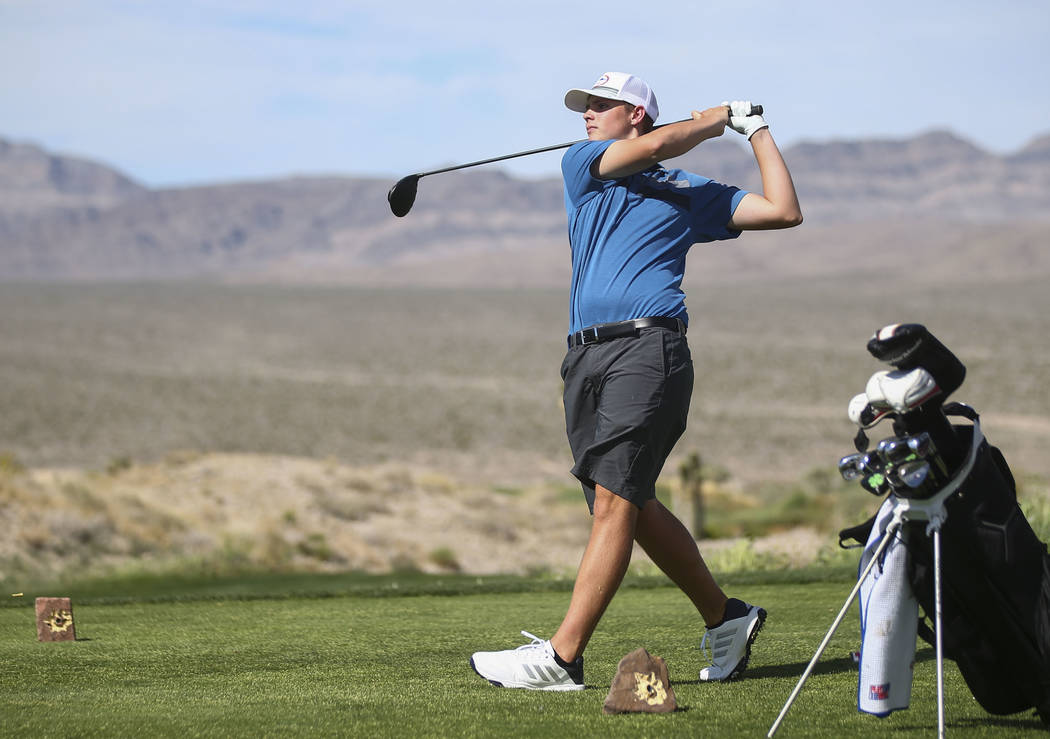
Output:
865 368 942 414
866 323 966 399
847 392 896 429
847 393 869 425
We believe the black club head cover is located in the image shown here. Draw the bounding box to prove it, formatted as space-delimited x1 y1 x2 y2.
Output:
866 323 966 400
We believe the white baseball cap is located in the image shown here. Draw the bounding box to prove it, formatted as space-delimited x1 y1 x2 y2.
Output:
564 72 659 122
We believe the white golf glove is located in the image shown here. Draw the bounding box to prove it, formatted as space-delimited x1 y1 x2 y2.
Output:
722 100 768 140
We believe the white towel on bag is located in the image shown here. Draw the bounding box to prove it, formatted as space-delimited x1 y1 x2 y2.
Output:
857 496 919 716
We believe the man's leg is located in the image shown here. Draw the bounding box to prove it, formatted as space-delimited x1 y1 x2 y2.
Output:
634 498 727 625
549 485 638 662
635 498 766 681
467 484 634 691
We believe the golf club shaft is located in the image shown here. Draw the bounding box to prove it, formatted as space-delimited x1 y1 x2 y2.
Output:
411 105 764 179
413 140 582 178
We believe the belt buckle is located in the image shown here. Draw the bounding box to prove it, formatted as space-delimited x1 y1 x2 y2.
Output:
579 326 600 346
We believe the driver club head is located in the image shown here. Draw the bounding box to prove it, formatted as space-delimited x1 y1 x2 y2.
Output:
388 174 421 217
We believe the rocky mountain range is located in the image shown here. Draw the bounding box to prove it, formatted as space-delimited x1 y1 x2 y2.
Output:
2 131 1048 285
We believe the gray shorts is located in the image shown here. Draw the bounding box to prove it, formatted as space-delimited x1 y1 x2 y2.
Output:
561 327 693 512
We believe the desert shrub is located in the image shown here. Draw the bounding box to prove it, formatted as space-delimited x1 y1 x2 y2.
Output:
1020 479 1050 542
106 456 133 475
297 532 335 562
0 452 25 475
427 547 461 572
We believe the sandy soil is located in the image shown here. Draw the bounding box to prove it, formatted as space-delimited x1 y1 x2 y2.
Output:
0 452 832 583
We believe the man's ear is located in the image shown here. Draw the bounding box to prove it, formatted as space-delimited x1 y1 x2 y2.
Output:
630 105 648 127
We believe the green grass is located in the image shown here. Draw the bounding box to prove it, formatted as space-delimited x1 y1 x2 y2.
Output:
1 573 1045 737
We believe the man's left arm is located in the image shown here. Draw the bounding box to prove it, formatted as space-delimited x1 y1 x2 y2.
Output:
724 104 803 231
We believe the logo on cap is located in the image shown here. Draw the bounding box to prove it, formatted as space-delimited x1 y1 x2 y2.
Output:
594 74 610 88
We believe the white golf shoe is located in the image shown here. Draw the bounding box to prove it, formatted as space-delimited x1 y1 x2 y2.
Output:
470 631 584 691
698 601 767 682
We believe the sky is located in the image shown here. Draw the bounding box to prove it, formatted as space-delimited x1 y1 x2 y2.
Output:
2 0 1048 188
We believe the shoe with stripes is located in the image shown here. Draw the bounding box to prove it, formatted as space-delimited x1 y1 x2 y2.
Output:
698 601 767 682
470 631 584 691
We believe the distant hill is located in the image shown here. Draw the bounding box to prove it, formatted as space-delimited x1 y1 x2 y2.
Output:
1 131 1048 284
0 138 146 212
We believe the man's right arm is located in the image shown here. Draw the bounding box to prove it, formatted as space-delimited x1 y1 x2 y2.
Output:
727 128 803 230
720 102 802 230
594 106 730 180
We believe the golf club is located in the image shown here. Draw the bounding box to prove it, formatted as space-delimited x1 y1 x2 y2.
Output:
906 431 934 458
903 431 951 483
859 453 890 496
388 104 764 216
877 436 914 466
838 453 866 482
897 460 932 491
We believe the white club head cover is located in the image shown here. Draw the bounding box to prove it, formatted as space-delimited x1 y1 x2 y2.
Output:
865 368 942 413
847 392 895 429
847 393 870 424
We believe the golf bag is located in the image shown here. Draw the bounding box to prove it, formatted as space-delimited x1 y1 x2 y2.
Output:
904 406 1050 721
840 323 1050 723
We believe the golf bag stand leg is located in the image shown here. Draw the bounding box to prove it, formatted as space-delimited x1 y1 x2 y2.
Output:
767 520 900 738
933 523 945 739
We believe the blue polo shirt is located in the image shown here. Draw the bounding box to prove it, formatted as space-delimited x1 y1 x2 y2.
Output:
562 139 747 334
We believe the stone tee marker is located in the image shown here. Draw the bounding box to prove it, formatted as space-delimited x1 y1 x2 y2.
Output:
602 647 678 714
36 597 76 642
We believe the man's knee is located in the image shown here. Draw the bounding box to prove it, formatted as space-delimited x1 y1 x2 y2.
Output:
592 485 640 524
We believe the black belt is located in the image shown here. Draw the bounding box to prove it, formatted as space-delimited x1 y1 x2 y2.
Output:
568 316 686 348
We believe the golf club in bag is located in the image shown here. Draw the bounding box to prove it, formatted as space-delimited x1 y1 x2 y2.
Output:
387 105 763 217
769 323 1050 737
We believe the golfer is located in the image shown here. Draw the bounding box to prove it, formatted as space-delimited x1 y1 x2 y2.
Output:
471 72 802 690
